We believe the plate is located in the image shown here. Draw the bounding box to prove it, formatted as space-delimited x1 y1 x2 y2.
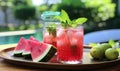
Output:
0 47 120 70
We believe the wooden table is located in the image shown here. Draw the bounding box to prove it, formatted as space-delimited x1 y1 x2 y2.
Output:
0 44 120 71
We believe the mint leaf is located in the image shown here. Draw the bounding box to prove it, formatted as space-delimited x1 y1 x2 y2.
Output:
71 18 87 28
71 23 77 28
47 23 56 37
108 39 115 47
61 10 71 24
70 20 77 28
75 18 87 25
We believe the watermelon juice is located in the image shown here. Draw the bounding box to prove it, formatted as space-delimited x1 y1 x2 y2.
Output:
57 27 84 64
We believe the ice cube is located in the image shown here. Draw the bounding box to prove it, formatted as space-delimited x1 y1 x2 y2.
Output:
57 29 66 38
70 38 78 46
67 30 74 38
74 32 83 38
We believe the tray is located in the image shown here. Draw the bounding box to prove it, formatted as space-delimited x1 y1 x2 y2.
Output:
0 47 120 70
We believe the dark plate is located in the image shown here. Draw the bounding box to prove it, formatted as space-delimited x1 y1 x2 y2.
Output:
0 47 120 70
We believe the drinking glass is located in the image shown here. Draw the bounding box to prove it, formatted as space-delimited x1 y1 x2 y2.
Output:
57 26 84 64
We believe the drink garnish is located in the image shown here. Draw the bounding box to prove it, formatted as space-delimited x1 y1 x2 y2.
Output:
46 23 56 37
54 10 87 28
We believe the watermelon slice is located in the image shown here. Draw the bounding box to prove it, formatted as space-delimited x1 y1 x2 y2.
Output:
22 40 31 58
28 40 57 62
29 36 39 42
22 36 39 59
13 37 27 57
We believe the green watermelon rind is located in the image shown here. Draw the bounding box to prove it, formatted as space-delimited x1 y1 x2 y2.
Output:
22 51 30 55
22 51 31 59
13 50 23 57
33 45 56 62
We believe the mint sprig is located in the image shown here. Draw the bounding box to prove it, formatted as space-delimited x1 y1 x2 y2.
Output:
46 23 56 37
55 10 87 28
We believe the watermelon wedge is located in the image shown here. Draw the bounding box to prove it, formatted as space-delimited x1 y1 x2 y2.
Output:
22 36 39 58
29 36 39 42
22 40 31 59
28 40 57 62
13 37 27 57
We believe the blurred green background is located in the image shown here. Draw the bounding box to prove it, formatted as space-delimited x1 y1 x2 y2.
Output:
0 0 119 34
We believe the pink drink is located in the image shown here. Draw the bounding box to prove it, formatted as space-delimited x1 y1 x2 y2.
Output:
57 27 84 64
43 31 57 48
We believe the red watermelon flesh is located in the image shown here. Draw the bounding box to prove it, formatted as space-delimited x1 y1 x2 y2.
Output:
22 40 31 58
13 37 27 56
22 36 39 58
28 40 57 62
29 36 39 42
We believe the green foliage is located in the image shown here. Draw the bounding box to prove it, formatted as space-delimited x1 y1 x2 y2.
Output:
19 25 26 30
8 26 15 31
13 5 36 21
39 4 49 12
12 0 27 6
39 4 58 13
105 18 120 29
0 0 13 7
0 24 43 32
57 0 115 22
26 0 32 6
12 0 32 6
27 24 36 30
37 23 43 28
12 0 36 25
83 0 115 21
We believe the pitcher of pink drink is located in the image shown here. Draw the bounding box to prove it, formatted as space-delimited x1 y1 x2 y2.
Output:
41 11 60 48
